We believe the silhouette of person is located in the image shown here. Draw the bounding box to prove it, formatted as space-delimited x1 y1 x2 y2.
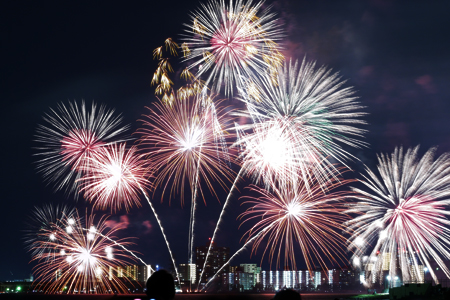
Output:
146 269 175 300
273 289 302 300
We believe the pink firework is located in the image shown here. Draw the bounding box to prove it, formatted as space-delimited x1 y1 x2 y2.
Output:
78 143 151 212
30 210 138 294
137 96 234 205
348 146 450 284
60 129 104 167
240 175 352 272
35 101 128 194
183 0 283 96
210 21 251 61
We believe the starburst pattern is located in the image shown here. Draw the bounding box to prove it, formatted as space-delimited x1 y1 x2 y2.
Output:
182 0 283 96
235 117 333 192
236 59 367 190
240 174 352 271
347 146 450 284
30 210 137 294
34 101 128 194
78 143 151 212
137 95 234 204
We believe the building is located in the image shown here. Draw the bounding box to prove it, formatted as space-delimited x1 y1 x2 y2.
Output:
195 239 229 288
222 268 255 291
260 267 360 291
240 264 258 274
108 264 152 283
222 264 261 291
179 263 197 291
358 251 429 286
126 265 138 280
240 264 261 286
137 264 152 282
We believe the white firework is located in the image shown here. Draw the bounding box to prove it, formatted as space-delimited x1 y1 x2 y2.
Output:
348 146 450 284
182 0 284 96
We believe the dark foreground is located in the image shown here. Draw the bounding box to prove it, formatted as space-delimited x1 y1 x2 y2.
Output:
0 293 358 300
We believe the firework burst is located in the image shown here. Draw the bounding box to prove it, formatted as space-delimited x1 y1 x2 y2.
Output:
235 117 334 192
182 0 284 96
34 101 129 194
30 210 137 294
78 141 179 282
347 146 450 284
78 143 151 212
138 93 234 265
137 94 234 204
239 175 352 272
236 58 367 190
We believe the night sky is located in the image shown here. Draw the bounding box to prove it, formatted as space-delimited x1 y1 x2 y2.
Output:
1 0 450 281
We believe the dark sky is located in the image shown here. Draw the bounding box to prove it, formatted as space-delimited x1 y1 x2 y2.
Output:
1 0 450 281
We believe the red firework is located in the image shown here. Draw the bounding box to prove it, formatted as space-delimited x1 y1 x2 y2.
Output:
60 129 104 169
137 96 234 205
30 210 138 294
240 175 353 272
35 101 128 194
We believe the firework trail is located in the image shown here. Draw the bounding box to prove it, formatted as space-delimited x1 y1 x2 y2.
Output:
202 220 277 291
137 95 234 264
34 101 129 195
201 172 352 291
77 143 179 282
196 167 243 290
347 146 450 284
30 210 138 294
182 0 284 96
200 58 367 286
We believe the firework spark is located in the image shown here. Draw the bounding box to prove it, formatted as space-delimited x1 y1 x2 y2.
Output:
201 174 352 291
197 118 320 289
240 175 352 272
34 101 128 194
30 210 138 294
236 58 367 189
182 0 284 96
199 59 366 290
77 143 179 281
78 143 151 212
236 117 334 192
137 95 234 204
347 146 450 284
151 37 207 107
138 93 234 264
